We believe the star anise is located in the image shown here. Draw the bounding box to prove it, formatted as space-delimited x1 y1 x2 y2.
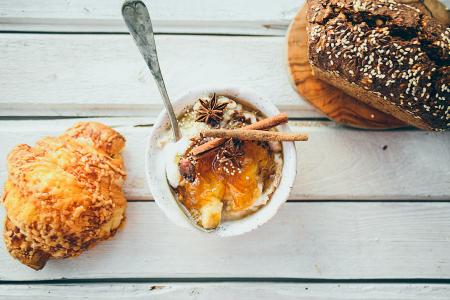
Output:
195 93 228 127
213 139 244 170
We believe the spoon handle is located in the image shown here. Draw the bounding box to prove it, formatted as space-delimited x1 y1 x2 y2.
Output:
122 0 181 141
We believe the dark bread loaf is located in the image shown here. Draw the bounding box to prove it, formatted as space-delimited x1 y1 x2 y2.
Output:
306 0 449 131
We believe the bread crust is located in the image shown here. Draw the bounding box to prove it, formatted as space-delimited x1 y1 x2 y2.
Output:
312 65 432 129
1 122 127 270
306 0 449 131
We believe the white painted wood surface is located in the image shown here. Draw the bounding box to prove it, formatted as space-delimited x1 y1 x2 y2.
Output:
1 119 449 200
1 202 450 280
0 33 320 118
1 1 450 297
0 0 302 34
2 283 450 300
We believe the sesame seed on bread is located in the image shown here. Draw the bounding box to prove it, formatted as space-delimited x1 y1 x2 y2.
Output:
306 0 449 131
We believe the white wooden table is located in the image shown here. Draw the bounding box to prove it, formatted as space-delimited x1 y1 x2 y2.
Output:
1 1 450 299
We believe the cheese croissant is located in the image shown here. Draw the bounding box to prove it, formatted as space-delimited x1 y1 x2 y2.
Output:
1 122 127 270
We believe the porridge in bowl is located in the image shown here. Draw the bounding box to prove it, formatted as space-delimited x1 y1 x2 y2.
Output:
158 93 284 229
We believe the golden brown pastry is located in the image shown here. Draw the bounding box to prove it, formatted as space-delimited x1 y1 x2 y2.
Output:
1 122 127 270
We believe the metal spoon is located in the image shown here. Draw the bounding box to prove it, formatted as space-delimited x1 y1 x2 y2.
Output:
122 1 214 232
122 0 180 141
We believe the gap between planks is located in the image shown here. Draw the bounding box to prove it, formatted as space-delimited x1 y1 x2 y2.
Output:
3 277 450 284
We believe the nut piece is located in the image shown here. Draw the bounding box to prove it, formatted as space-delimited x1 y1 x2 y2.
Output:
179 158 196 182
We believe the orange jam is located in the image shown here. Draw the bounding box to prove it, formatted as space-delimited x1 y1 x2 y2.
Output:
176 141 277 229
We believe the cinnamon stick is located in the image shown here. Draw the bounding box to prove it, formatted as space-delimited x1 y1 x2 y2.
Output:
243 113 288 131
201 129 309 142
191 113 288 155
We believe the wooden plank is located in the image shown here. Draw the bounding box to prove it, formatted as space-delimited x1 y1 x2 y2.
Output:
0 119 449 200
0 33 319 118
0 0 302 35
2 283 450 300
1 202 450 280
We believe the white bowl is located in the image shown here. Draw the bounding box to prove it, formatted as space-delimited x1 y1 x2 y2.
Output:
145 86 297 237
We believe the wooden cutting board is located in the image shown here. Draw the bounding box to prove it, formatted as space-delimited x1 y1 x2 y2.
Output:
286 6 406 129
